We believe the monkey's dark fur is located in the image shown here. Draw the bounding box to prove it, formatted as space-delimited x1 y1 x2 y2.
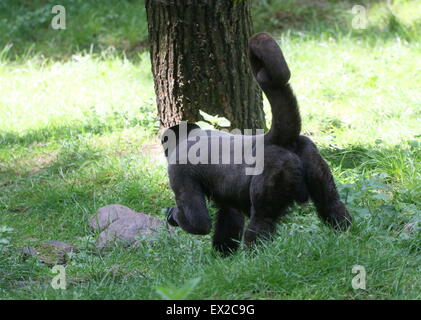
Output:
161 33 352 255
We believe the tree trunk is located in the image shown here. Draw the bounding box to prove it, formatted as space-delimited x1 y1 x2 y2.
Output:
145 0 265 130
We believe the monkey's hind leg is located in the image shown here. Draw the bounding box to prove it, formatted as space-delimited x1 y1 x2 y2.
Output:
244 153 299 247
243 211 277 247
297 136 352 230
212 208 245 256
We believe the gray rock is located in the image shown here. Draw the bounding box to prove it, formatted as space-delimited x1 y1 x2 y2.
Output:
46 241 77 253
89 204 138 231
21 241 76 265
89 204 170 248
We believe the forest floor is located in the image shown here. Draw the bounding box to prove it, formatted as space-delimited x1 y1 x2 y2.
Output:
0 0 420 299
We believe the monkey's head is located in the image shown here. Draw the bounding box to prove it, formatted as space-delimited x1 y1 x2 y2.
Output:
160 122 201 158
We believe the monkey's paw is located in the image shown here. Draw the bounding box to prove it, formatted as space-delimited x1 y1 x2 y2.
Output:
165 207 179 227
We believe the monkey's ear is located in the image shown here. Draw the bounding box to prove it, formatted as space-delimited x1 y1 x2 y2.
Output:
248 32 291 88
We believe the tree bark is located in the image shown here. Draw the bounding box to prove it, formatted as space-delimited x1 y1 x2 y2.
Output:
145 0 265 130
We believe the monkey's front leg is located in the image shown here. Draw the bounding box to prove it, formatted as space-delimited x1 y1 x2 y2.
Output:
166 207 179 227
213 208 245 255
165 190 212 235
243 213 277 247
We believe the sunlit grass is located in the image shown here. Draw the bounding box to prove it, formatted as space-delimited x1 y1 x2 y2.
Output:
0 52 156 138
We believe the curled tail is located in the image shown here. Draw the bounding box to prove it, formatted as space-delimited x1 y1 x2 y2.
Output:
249 32 301 147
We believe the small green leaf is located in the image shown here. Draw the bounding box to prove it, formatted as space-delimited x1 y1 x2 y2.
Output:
199 110 231 128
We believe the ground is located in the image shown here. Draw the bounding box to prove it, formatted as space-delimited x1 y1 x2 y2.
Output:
0 0 420 299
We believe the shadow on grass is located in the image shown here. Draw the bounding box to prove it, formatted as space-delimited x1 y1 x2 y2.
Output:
0 0 149 61
1 0 420 61
0 132 418 265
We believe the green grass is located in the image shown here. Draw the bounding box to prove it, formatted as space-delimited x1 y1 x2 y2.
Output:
0 0 149 59
0 0 420 299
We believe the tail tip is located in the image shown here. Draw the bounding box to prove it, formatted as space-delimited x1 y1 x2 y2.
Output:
248 32 291 87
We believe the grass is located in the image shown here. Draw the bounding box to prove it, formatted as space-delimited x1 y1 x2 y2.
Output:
0 0 149 58
0 0 420 299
